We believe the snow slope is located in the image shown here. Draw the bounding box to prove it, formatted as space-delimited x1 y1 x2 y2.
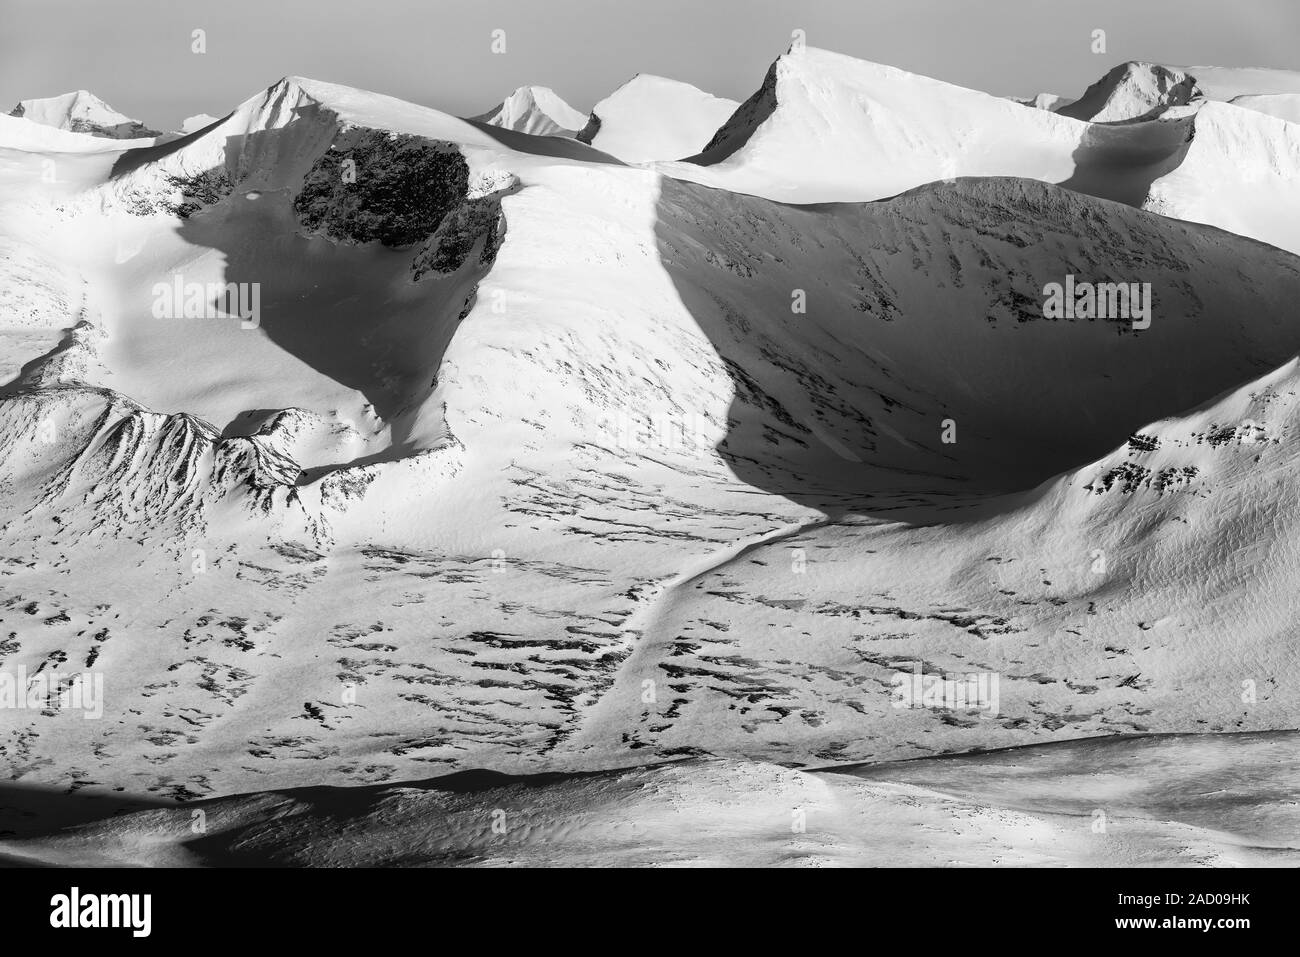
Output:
1145 100 1300 254
10 90 160 140
1230 93 1300 125
577 74 739 164
179 113 222 135
1169 65 1300 101
471 86 587 137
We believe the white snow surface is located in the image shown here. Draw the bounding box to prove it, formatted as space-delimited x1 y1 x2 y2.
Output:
179 113 222 135
471 85 588 137
1230 93 1300 125
1145 100 1300 253
664 47 1193 207
1056 62 1203 123
577 74 739 164
1169 64 1300 101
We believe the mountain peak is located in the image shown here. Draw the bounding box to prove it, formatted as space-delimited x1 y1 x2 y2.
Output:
576 73 739 163
1056 61 1203 122
10 88 160 139
471 84 586 136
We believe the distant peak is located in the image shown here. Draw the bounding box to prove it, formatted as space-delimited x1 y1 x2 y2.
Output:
1058 61 1203 122
472 84 586 136
9 88 159 139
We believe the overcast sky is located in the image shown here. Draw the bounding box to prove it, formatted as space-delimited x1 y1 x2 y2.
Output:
4 0 1299 128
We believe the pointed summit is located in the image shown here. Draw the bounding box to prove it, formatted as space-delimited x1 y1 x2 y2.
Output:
1056 62 1203 122
471 85 587 137
674 46 1192 204
10 89 160 139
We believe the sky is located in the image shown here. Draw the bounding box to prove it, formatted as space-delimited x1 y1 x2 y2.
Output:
3 0 1300 128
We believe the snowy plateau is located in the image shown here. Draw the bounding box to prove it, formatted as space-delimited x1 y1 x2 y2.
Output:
1 45 1299 867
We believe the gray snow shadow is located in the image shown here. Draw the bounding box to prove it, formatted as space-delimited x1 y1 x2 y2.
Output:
220 407 282 438
0 762 684 867
460 118 627 165
108 111 233 179
0 781 170 841
148 123 498 467
652 173 1300 523
5 736 1295 865
1059 114 1194 206
830 729 1300 849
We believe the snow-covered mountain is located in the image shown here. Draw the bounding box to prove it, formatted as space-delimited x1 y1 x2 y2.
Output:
576 74 739 163
666 47 1300 259
9 89 160 140
1055 62 1203 122
2 47 1299 865
667 47 1193 206
1009 92 1074 111
470 85 588 137
1059 62 1300 121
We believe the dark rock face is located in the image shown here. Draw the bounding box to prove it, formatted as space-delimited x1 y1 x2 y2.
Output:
688 59 778 165
575 112 602 146
293 129 470 247
68 117 162 138
410 195 506 279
